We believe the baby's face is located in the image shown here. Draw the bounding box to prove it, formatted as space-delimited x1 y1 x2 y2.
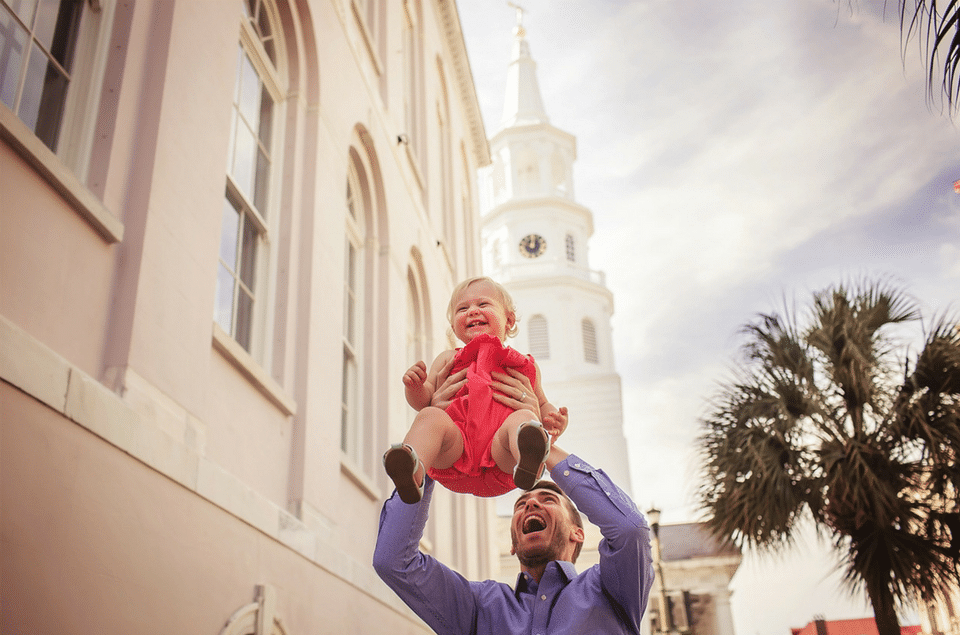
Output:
451 281 513 344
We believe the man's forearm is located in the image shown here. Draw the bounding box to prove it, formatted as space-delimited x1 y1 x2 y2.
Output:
549 454 653 631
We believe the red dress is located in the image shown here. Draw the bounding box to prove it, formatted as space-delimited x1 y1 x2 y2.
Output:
427 334 538 497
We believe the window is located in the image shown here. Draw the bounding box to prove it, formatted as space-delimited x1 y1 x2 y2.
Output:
529 314 549 360
215 0 282 354
582 318 598 363
341 162 364 462
565 234 575 262
0 0 83 151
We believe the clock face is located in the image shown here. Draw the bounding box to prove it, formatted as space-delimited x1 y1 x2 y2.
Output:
519 234 546 258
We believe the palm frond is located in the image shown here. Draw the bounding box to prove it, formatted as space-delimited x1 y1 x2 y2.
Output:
899 0 960 110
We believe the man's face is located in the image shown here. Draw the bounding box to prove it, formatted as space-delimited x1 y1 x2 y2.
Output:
510 488 584 566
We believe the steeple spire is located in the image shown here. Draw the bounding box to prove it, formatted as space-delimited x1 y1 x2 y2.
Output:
500 3 548 129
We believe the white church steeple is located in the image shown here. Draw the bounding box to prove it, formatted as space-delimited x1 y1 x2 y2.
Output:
500 6 548 129
480 15 633 496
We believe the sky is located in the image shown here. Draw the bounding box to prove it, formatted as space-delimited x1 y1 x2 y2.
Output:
455 1 960 634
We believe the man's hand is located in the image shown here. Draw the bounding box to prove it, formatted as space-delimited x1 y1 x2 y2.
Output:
430 356 467 410
490 368 540 421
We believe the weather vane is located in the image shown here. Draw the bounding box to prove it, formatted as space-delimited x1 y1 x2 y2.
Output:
506 1 526 36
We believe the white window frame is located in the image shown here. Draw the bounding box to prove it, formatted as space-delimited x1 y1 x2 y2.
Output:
341 161 366 468
215 0 285 364
0 0 121 240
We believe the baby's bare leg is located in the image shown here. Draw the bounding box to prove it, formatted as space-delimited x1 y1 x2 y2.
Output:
491 409 540 475
403 407 464 475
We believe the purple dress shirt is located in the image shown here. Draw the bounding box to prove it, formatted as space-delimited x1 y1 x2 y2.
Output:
373 455 654 634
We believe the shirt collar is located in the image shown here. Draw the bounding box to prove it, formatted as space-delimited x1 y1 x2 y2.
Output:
513 561 579 598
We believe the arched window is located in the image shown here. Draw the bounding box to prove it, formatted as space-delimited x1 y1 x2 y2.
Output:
565 234 575 262
529 314 549 360
216 0 284 355
341 154 367 466
582 318 598 364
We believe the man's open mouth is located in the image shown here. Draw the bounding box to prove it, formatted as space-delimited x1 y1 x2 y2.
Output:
522 514 546 534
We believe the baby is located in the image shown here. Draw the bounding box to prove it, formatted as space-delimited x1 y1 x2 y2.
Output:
384 276 567 503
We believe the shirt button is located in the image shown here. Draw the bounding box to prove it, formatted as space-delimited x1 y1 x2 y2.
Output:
574 463 581 468
541 594 547 600
563 470 570 476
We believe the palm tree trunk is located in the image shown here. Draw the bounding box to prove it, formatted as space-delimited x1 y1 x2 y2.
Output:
865 577 901 635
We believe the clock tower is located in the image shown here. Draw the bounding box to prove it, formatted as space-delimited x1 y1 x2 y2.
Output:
479 13 633 495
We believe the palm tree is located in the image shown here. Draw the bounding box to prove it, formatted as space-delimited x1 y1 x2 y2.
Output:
897 0 960 110
696 279 960 635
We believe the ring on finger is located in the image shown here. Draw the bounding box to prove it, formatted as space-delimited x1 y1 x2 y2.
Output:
520 391 526 400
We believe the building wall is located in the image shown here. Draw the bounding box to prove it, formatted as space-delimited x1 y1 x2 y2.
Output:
1 0 493 632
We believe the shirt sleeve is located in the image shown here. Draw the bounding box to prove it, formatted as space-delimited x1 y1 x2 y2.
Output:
372 478 479 635
551 455 655 631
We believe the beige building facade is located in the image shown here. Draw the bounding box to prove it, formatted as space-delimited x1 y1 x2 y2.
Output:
1 0 496 632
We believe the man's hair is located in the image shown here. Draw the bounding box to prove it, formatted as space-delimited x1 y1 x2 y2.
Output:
529 480 584 563
446 276 519 339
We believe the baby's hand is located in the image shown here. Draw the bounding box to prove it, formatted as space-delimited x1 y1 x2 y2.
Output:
403 361 428 388
542 407 568 443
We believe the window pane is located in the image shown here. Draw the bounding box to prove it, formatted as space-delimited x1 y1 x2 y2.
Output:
238 52 260 130
256 6 275 63
236 286 253 350
37 0 80 69
232 44 243 101
254 145 270 212
0 8 27 109
257 84 272 145
239 216 257 289
17 39 47 130
341 353 356 453
219 198 240 270
31 0 57 49
7 0 37 28
346 178 356 219
344 242 356 344
34 49 68 148
232 120 256 198
215 263 235 332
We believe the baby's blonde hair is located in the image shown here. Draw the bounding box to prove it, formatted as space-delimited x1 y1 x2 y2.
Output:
446 276 519 339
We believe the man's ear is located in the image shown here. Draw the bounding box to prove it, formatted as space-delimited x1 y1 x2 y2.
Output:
570 526 585 546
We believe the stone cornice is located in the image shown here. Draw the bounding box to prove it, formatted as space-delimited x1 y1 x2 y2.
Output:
434 0 491 167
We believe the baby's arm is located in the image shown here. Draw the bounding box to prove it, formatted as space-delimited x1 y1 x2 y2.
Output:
533 362 568 441
403 351 456 411
403 360 431 410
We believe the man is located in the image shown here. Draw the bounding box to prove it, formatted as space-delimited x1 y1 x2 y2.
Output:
373 440 655 634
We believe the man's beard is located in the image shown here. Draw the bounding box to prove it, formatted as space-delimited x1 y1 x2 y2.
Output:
512 529 567 567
